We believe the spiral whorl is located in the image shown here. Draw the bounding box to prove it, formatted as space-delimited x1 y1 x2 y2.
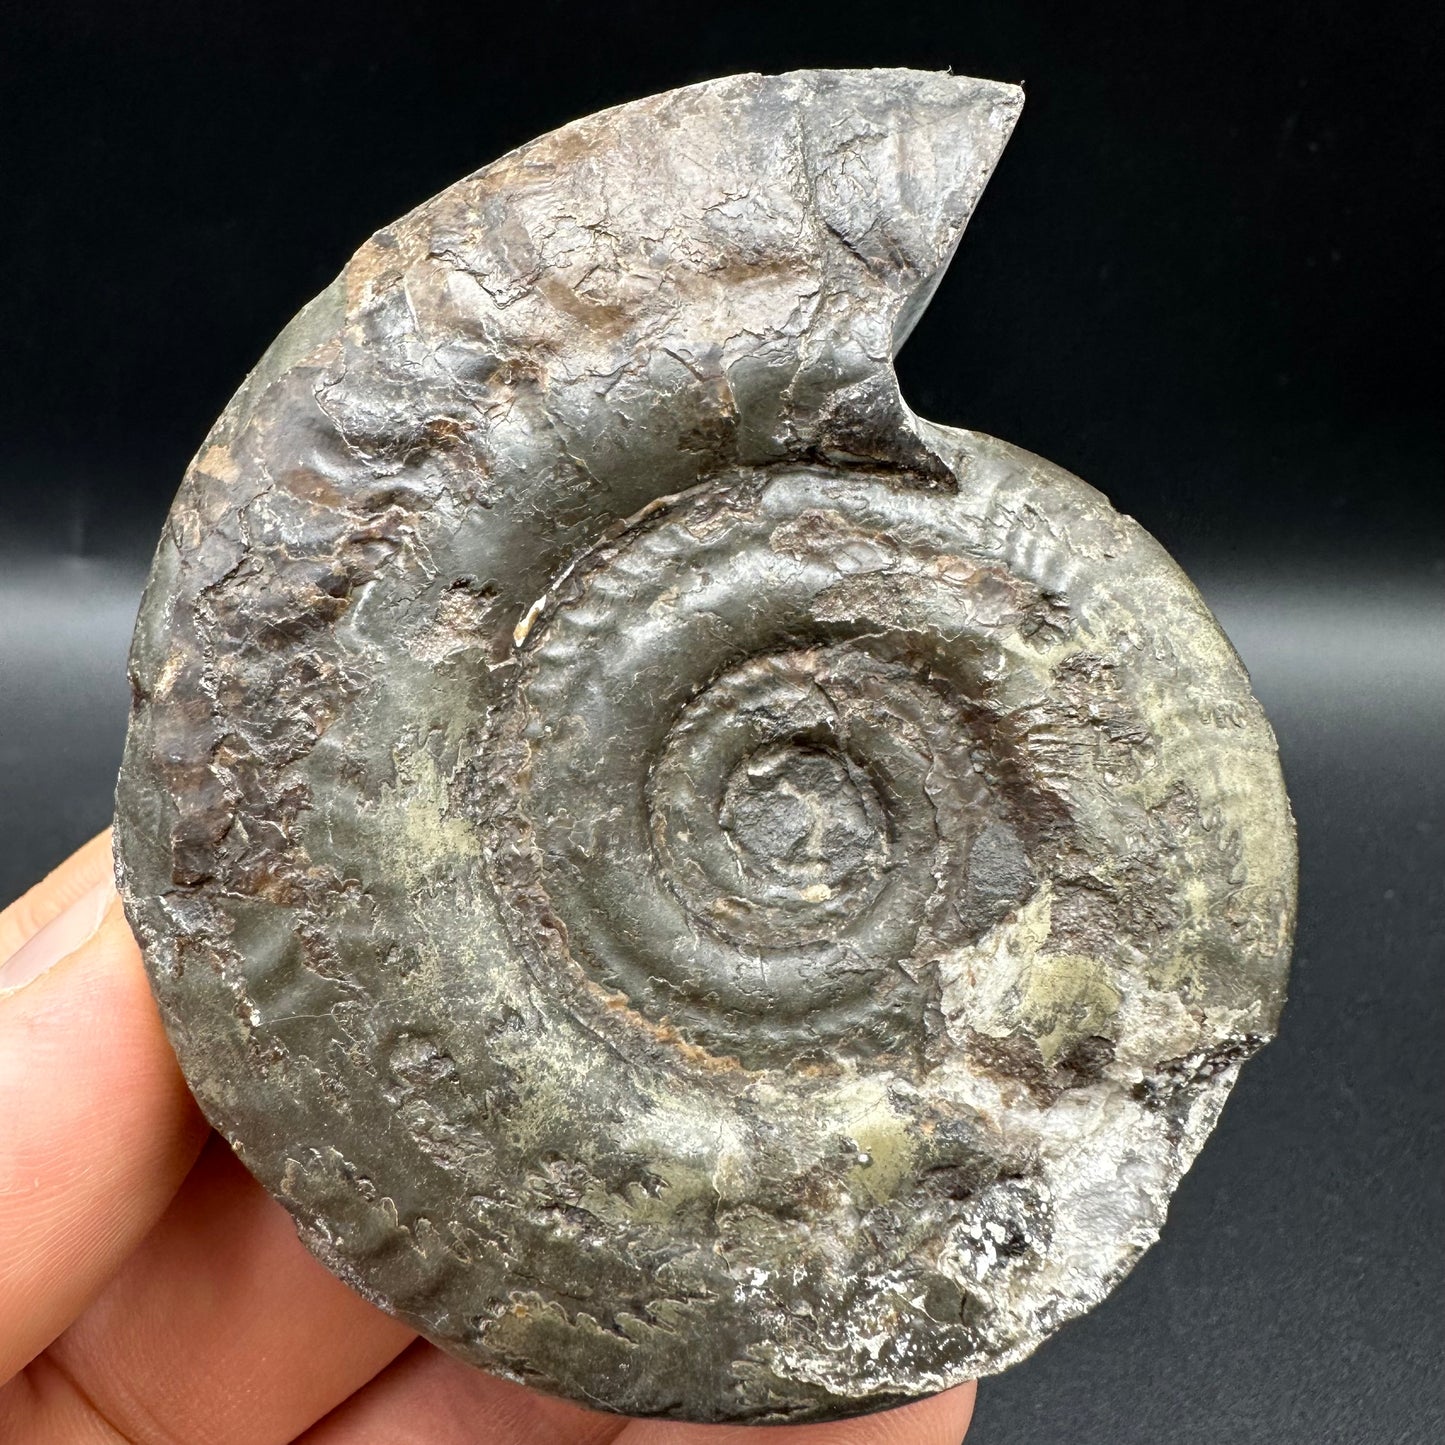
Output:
115 70 1295 1424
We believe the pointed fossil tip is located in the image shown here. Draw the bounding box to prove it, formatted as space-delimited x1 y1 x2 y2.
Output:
788 66 1024 125
764 69 1024 349
880 67 1025 167
785 67 1025 216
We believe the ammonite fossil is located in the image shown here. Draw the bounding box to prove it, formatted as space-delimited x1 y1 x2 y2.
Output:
115 69 1297 1423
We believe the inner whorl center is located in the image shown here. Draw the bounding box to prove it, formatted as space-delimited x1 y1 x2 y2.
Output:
719 741 887 900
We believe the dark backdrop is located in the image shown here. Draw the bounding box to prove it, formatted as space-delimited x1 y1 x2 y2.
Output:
1 4 1440 1442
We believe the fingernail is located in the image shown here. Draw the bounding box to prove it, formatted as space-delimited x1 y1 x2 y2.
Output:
0 880 114 995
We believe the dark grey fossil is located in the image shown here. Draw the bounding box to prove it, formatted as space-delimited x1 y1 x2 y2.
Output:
114 68 1297 1423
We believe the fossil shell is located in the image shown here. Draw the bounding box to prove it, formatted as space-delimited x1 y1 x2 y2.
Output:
115 69 1296 1423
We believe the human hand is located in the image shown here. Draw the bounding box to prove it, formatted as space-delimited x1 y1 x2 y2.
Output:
0 832 976 1444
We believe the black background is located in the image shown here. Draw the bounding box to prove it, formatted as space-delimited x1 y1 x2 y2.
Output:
1 3 1440 1441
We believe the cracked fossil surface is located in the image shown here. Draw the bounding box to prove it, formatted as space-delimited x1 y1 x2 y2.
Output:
114 69 1297 1423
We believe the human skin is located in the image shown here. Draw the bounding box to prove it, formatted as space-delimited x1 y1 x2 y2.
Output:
0 831 975 1444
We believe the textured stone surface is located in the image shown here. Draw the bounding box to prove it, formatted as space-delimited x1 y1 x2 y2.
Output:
114 69 1296 1423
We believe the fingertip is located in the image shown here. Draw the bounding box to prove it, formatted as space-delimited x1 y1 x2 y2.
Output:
0 828 117 966
0 874 207 1380
0 879 112 994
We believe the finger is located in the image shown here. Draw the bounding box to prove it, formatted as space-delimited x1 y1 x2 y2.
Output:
35 1135 414 1445
0 887 208 1381
298 1340 626 1445
0 828 115 964
616 1383 977 1445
